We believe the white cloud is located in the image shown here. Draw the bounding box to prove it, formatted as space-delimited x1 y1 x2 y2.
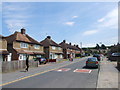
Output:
98 18 105 22
82 43 96 48
72 16 78 18
83 30 99 36
97 8 118 29
3 3 31 33
3 4 29 11
103 36 118 45
64 21 75 26
5 19 27 33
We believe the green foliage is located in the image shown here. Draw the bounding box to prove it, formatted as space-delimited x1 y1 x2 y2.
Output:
95 44 100 49
101 44 106 49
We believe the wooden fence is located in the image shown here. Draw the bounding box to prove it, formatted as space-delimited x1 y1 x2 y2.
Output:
2 60 38 73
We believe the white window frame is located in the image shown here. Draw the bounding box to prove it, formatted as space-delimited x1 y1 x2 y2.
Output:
60 54 63 58
19 54 27 60
20 42 28 48
34 45 40 49
52 46 56 50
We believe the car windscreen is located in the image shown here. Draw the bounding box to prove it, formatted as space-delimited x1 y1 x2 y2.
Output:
112 53 120 56
88 58 97 61
93 54 100 56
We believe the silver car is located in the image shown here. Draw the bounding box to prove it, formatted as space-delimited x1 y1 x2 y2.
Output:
86 57 99 68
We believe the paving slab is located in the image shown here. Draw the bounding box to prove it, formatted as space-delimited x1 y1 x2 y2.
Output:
97 57 118 88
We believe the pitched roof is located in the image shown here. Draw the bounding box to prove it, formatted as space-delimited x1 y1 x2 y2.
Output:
0 35 4 39
60 40 81 50
40 36 61 47
5 31 41 45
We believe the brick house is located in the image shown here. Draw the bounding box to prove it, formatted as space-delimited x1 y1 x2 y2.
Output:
0 35 9 61
5 28 44 60
59 40 81 59
40 36 63 59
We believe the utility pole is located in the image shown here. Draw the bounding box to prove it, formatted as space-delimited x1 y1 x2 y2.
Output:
80 42 82 48
80 42 83 55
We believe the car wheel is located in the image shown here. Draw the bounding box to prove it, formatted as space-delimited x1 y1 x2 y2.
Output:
43 61 46 64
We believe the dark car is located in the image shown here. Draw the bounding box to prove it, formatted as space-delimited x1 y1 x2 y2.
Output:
86 57 99 68
34 57 47 64
93 54 101 61
109 53 120 61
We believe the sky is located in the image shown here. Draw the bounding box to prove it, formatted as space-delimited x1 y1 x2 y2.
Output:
1 2 118 47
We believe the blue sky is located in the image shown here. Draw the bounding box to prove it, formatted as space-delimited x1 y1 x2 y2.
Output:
2 2 118 47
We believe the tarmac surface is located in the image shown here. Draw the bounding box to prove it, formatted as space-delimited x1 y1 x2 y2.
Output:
2 56 99 88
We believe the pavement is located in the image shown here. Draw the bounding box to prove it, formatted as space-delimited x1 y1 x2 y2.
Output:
97 57 119 89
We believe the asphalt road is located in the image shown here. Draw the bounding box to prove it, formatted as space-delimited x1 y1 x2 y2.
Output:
3 58 99 88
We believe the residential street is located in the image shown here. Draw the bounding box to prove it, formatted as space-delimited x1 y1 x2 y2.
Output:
2 57 99 88
1 1 119 90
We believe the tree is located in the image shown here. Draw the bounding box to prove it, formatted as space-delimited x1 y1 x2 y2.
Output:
101 44 106 49
95 44 100 50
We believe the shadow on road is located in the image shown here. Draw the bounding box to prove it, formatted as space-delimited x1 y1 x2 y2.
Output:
82 66 98 69
20 70 27 72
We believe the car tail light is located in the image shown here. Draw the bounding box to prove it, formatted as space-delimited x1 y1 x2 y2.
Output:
96 61 98 64
86 61 88 63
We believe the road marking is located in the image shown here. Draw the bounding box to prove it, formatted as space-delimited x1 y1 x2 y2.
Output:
73 69 92 73
1 58 84 86
55 68 71 72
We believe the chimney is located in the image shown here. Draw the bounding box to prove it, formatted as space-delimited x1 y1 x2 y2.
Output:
21 28 26 34
69 43 71 45
76 45 79 47
63 40 66 43
74 44 76 46
47 36 51 39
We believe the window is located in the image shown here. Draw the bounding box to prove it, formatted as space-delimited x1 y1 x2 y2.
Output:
60 55 63 58
54 54 58 59
52 46 56 50
34 45 40 49
58 47 61 50
19 54 26 60
20 42 28 48
36 55 41 57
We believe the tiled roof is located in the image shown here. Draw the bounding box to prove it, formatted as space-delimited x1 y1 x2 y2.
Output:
40 36 61 47
14 49 45 55
60 40 81 51
5 31 42 45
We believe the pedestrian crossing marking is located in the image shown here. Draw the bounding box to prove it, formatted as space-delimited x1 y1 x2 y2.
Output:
73 69 92 73
55 68 71 72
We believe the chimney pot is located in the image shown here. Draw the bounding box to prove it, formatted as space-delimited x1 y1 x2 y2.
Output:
21 28 26 34
63 40 66 43
69 43 71 45
47 36 51 39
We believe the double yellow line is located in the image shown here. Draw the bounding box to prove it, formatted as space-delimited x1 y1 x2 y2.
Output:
1 60 81 86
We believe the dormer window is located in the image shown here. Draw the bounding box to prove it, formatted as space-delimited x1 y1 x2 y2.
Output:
34 45 40 49
20 42 28 48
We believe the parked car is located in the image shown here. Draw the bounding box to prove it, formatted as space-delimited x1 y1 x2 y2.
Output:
86 57 99 68
108 53 120 61
93 54 101 61
34 57 47 64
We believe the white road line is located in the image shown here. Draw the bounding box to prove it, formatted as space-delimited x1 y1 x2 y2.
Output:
88 70 92 73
